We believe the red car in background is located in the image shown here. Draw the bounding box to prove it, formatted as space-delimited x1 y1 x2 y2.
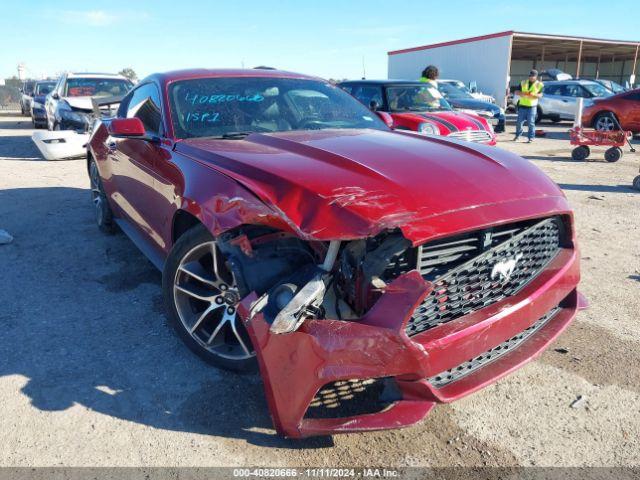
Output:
87 68 583 438
583 88 640 132
339 80 497 145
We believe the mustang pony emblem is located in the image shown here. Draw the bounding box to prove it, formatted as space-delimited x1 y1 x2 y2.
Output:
491 253 523 282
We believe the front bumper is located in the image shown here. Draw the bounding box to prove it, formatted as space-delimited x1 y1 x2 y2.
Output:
240 246 582 438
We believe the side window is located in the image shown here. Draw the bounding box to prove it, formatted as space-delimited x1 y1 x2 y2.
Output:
562 85 582 97
543 84 561 95
126 83 163 135
352 86 383 108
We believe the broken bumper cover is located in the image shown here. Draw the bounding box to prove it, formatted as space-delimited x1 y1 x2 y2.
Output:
239 247 583 438
32 130 88 161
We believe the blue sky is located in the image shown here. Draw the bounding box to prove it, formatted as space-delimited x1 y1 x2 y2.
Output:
2 0 639 81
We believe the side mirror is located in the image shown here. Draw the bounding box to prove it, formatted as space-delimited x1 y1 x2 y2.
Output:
375 111 394 129
369 100 379 111
108 117 146 137
52 93 59 100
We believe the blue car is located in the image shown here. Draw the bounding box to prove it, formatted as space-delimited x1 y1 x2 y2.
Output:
438 82 506 133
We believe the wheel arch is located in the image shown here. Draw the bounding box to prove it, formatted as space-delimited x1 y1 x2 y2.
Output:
172 209 204 244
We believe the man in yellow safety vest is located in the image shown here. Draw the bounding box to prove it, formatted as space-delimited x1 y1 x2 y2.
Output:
514 69 544 143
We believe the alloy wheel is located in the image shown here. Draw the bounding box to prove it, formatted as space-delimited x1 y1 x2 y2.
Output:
172 241 254 360
595 115 616 131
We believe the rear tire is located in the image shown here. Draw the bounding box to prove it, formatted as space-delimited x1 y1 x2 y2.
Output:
633 175 640 191
571 145 590 161
162 224 257 373
604 147 623 163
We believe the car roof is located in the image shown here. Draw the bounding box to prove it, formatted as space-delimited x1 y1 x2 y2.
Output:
339 79 424 86
142 68 321 87
544 79 601 85
66 72 128 79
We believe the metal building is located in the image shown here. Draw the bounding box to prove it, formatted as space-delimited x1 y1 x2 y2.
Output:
388 31 640 107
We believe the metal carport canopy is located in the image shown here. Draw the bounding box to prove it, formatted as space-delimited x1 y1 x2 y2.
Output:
511 31 640 78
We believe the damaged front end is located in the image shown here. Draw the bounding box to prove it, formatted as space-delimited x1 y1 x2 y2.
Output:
220 217 583 438
32 95 123 161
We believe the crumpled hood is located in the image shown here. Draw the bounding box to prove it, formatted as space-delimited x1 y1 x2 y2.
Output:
63 96 94 111
175 129 566 242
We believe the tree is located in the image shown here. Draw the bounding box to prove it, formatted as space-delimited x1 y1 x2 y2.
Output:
118 68 138 83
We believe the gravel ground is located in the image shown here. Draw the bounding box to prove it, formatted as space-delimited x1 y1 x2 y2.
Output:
0 112 639 468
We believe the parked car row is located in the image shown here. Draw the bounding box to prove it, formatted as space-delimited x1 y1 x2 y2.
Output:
509 77 640 133
339 79 504 145
83 67 584 438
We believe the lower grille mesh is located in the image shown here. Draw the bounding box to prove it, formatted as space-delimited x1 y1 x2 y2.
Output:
428 307 561 388
305 378 395 419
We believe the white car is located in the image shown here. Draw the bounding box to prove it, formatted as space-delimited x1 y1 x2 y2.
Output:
44 72 133 131
439 79 496 104
512 79 612 122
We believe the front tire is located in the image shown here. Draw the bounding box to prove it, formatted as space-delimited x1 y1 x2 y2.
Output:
89 159 116 233
162 224 257 372
633 175 640 191
594 112 618 131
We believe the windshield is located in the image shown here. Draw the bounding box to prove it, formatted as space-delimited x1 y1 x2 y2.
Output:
386 85 451 112
168 77 387 139
65 78 132 97
603 80 625 94
34 82 55 95
583 82 612 98
437 82 475 100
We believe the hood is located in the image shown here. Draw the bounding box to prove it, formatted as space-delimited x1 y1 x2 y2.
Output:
175 129 566 243
391 110 488 134
63 96 94 111
447 98 500 114
33 95 47 105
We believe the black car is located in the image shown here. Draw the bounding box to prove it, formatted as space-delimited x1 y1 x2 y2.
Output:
30 80 56 128
437 82 506 133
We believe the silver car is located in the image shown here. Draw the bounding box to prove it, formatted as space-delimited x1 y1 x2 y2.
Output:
515 80 612 122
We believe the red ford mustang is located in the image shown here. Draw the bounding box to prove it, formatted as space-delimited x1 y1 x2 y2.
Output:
87 68 584 438
339 80 497 145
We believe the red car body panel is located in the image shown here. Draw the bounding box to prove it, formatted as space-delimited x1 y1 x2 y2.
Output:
391 110 497 145
583 88 640 133
87 69 582 438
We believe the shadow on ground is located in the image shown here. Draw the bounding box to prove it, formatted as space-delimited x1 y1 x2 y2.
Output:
0 186 333 449
557 183 638 194
0 135 43 161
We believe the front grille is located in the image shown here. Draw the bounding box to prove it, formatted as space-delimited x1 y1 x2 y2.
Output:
428 307 561 388
448 129 493 143
406 217 563 336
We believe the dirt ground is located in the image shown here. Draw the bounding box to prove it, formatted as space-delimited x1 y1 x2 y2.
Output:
0 112 639 468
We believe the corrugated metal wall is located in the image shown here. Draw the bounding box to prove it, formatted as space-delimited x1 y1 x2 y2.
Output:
388 35 512 107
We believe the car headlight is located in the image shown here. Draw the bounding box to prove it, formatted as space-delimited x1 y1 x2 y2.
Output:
59 107 88 124
418 122 440 135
